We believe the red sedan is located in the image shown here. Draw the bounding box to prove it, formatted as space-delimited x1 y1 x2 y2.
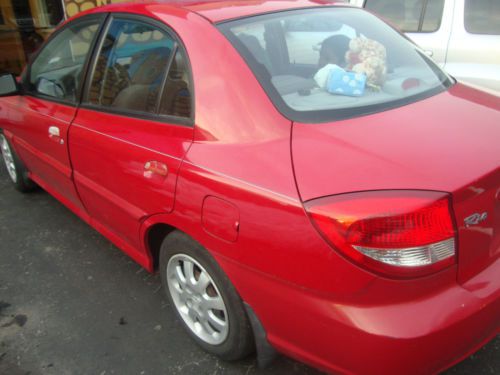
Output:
0 1 498 374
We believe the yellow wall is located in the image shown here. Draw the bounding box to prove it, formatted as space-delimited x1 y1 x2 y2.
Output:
0 0 26 73
64 0 130 18
0 0 131 74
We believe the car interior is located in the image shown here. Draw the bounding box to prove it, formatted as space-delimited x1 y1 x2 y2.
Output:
87 24 191 118
230 11 449 112
28 19 191 119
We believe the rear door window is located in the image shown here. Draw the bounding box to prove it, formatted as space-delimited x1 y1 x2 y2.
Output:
364 0 444 33
464 0 500 35
159 49 192 118
87 19 174 114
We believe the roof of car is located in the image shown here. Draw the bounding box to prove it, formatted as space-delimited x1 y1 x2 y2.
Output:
90 0 350 23
182 0 349 22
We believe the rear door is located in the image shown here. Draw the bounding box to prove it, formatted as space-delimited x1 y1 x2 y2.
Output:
70 15 193 252
8 14 105 212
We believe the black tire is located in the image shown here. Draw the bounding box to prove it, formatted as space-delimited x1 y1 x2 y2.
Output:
159 231 254 361
0 131 36 193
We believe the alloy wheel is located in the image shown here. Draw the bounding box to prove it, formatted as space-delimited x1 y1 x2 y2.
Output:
166 253 229 345
0 135 17 183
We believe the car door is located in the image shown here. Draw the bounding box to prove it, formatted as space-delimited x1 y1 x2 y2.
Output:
7 14 106 213
70 15 193 253
363 0 452 66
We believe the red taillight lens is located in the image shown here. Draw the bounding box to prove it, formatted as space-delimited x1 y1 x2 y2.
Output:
305 191 456 278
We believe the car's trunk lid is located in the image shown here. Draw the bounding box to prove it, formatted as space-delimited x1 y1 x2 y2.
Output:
291 85 500 282
452 168 500 283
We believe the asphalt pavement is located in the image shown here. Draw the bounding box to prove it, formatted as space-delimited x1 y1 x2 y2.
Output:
0 165 498 375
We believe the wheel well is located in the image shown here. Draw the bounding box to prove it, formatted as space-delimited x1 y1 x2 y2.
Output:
146 223 175 271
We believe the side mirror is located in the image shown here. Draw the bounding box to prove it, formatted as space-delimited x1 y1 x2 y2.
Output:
0 74 20 97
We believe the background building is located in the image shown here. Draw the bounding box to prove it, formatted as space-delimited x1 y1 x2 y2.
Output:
0 0 128 75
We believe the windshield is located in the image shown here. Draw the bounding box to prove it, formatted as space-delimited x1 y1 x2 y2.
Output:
218 7 453 123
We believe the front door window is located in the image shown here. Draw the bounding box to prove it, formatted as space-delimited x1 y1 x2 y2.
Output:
28 18 101 103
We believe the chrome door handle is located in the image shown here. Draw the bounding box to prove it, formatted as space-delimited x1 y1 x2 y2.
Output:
48 126 60 137
144 161 168 177
48 126 64 144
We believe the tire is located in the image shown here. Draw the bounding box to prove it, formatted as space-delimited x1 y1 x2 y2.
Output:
0 131 36 193
160 231 254 361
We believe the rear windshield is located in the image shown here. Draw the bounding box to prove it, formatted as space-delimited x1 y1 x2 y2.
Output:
218 7 452 123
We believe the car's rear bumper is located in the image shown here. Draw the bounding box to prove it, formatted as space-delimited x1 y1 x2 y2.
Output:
219 256 500 374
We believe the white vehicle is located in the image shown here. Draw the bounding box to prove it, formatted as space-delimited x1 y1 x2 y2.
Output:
351 0 500 95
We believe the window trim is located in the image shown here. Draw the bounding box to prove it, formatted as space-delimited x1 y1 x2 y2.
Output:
77 103 194 127
81 13 195 127
155 43 178 114
22 13 108 107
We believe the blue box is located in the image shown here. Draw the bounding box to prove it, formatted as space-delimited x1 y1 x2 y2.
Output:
327 69 366 97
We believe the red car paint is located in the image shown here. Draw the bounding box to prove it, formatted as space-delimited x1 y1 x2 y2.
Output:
0 1 498 374
293 84 500 283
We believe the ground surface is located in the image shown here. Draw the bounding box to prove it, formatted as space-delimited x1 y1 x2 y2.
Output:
0 165 498 375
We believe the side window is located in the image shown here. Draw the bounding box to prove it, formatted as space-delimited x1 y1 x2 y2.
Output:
365 0 417 31
365 0 444 33
159 49 192 118
88 19 174 114
421 0 445 32
29 18 101 102
464 0 500 35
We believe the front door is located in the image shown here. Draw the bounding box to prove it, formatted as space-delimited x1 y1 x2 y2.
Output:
9 14 105 212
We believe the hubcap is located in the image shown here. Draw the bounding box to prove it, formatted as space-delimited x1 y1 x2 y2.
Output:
0 135 17 183
166 254 229 345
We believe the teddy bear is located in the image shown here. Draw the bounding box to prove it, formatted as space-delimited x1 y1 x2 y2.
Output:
345 37 387 89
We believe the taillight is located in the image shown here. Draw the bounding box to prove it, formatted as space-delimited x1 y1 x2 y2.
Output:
304 191 457 278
